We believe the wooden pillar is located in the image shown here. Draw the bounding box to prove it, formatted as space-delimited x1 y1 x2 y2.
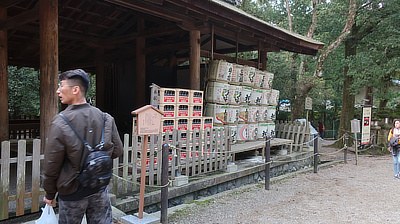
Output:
136 18 146 107
96 48 105 110
189 30 200 90
40 0 59 153
260 50 267 71
0 8 8 142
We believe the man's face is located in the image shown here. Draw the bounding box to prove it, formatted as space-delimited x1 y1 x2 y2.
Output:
56 79 76 104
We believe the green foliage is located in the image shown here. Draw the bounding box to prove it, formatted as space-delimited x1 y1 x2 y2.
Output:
8 66 40 117
7 67 97 117
87 73 97 106
241 0 400 126
345 0 400 106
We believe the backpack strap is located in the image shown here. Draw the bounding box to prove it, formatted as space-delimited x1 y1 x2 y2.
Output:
59 113 90 148
59 112 106 173
59 112 106 151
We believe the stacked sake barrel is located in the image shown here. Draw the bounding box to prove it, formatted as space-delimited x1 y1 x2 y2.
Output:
204 60 279 144
156 87 213 144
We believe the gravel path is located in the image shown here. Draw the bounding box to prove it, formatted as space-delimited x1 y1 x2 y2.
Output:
168 154 398 224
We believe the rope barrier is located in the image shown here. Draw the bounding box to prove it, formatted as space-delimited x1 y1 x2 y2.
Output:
270 153 317 164
318 146 347 156
112 131 377 190
112 173 171 188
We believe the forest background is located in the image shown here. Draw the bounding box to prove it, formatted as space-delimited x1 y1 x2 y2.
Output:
7 0 400 139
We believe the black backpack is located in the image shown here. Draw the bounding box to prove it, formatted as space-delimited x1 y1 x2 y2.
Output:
60 113 113 189
390 136 400 150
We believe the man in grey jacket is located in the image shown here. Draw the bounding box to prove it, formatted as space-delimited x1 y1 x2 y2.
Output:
43 69 123 224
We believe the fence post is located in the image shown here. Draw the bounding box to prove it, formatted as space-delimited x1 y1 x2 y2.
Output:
314 136 318 173
344 133 348 164
372 134 375 157
265 136 271 190
161 143 169 224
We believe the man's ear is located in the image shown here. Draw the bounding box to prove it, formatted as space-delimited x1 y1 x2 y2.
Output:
72 86 80 95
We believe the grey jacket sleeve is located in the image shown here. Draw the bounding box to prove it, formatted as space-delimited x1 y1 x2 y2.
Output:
110 115 124 159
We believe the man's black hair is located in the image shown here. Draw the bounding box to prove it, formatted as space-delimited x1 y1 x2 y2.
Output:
59 69 90 95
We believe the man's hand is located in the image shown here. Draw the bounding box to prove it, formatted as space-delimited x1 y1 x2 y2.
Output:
43 196 54 206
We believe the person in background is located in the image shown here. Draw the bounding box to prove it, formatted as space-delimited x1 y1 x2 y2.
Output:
42 69 123 223
388 119 400 179
318 121 325 139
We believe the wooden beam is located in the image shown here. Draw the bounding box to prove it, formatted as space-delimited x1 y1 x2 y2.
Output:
136 18 146 107
0 0 26 8
0 6 39 30
39 0 59 153
190 30 200 90
200 50 257 68
106 0 195 23
0 7 8 142
103 25 181 44
144 41 189 54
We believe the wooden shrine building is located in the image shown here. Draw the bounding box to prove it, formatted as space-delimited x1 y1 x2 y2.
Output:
0 0 324 150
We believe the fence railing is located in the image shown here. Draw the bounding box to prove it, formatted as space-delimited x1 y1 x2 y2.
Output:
0 128 229 220
9 116 40 139
275 120 309 151
0 139 44 220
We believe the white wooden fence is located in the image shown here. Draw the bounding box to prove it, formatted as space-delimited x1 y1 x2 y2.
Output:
0 128 229 220
275 120 310 151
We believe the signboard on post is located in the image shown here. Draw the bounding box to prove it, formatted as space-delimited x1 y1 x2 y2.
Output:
361 106 371 145
131 105 164 135
131 105 164 219
305 97 312 110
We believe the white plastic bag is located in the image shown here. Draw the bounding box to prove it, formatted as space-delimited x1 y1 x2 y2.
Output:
35 204 58 224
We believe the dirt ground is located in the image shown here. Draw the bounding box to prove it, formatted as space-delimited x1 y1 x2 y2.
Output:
168 141 397 224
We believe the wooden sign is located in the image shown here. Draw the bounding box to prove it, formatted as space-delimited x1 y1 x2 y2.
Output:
305 97 312 110
131 105 164 135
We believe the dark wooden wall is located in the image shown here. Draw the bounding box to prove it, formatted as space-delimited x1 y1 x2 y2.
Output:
106 59 176 135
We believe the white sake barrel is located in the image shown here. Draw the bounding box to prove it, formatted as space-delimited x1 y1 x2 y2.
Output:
269 89 279 106
248 106 259 123
227 105 239 124
228 85 241 105
225 62 233 83
237 123 248 143
253 70 262 88
238 105 249 123
251 88 263 105
204 103 228 125
261 89 270 105
266 106 276 121
259 106 268 122
231 64 244 84
267 122 276 137
205 81 230 104
227 125 237 145
208 60 230 83
248 123 258 141
258 71 267 89
242 66 256 86
265 72 274 89
241 86 252 105
258 123 269 139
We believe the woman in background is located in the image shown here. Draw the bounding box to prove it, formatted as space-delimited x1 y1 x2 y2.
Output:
388 119 400 178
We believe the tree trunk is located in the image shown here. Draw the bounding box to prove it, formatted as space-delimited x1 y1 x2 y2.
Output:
285 0 293 32
314 0 356 77
291 75 315 121
337 37 356 143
